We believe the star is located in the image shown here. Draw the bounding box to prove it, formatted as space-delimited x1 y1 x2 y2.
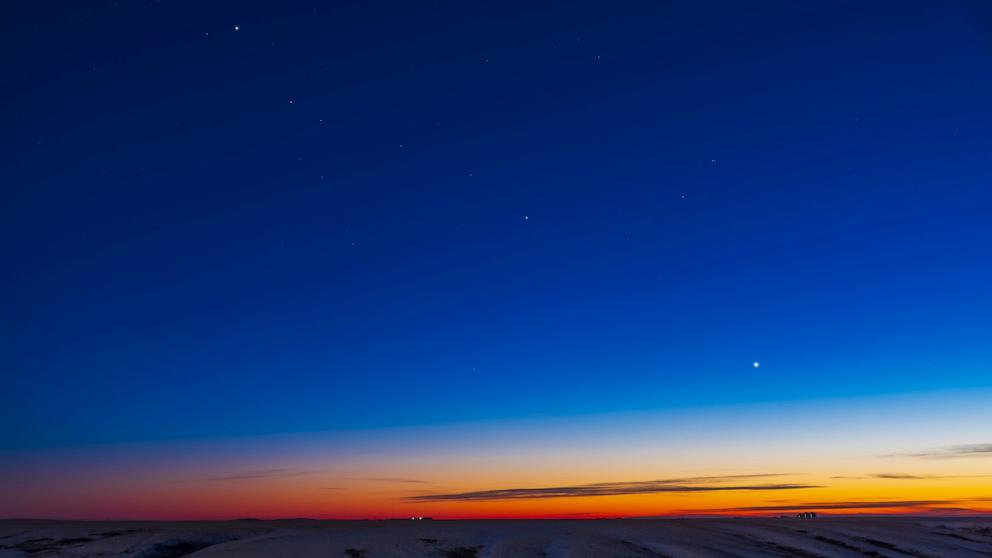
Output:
523 215 529 220
233 25 240 31
753 361 760 368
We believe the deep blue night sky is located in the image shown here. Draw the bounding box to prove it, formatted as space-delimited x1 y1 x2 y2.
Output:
4 1 992 449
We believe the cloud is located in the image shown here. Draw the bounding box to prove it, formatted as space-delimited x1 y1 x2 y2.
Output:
317 486 345 490
164 468 313 484
360 477 431 484
714 500 956 512
871 473 931 479
870 472 992 480
708 497 992 513
831 472 992 480
409 474 817 502
885 443 992 459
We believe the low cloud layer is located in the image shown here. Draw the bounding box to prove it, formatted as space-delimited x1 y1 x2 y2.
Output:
833 472 992 480
870 472 992 480
886 443 992 459
164 468 313 484
360 477 430 484
722 500 954 511
409 474 816 502
712 496 992 513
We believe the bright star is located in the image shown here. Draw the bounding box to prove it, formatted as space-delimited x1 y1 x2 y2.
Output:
753 361 760 368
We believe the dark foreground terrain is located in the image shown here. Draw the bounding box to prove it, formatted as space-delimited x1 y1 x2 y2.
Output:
2 517 991 557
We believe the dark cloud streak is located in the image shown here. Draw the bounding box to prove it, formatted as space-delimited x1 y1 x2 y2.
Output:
711 497 992 512
163 468 313 484
360 477 430 484
716 500 955 511
409 474 815 502
885 443 992 459
871 472 992 480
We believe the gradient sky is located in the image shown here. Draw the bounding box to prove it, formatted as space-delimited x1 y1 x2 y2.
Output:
3 1 992 519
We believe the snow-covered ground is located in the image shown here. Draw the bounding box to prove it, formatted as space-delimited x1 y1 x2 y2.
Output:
2 517 990 557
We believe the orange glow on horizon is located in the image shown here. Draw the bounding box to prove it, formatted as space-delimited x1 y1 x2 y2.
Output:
4 392 992 521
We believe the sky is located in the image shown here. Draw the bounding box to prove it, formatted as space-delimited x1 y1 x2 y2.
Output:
2 0 992 519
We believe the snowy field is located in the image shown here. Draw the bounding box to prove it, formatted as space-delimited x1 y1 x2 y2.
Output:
2 517 991 557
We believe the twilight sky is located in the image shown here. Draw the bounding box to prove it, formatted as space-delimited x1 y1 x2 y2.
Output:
3 1 992 519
